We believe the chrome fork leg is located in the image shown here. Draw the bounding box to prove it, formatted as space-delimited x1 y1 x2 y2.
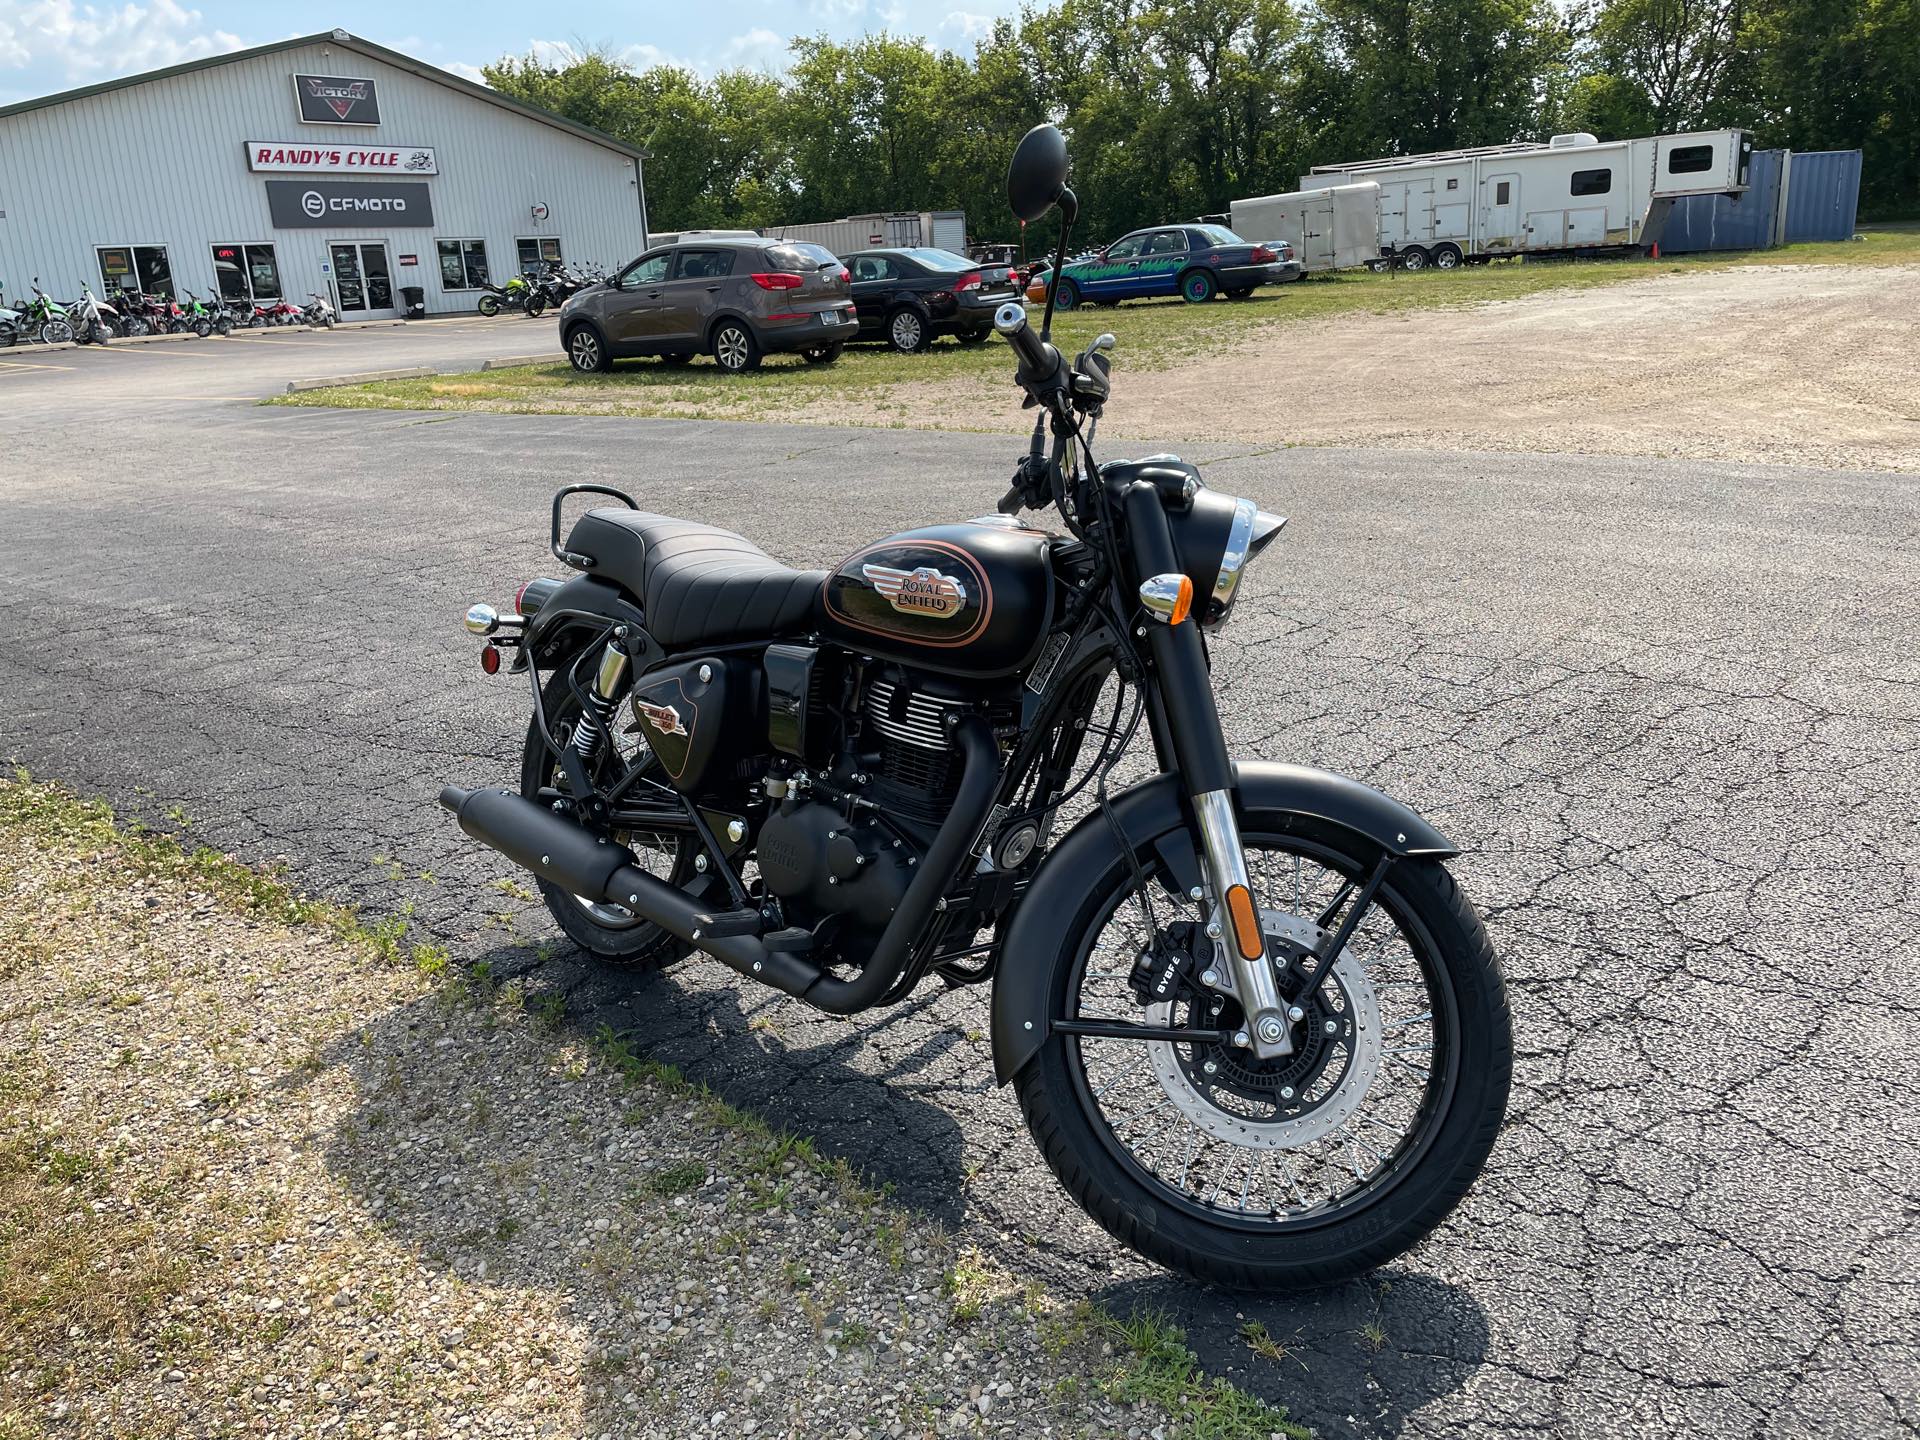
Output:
1193 789 1293 1059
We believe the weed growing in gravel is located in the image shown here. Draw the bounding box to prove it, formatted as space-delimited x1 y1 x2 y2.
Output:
1065 1304 1310 1440
1240 1318 1310 1371
644 1161 707 1197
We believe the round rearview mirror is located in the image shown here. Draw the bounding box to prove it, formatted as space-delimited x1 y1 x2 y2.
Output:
1007 124 1069 223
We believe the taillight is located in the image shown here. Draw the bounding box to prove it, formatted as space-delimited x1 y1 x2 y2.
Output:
515 577 563 617
1251 244 1276 264
751 272 803 290
956 271 983 292
839 267 851 284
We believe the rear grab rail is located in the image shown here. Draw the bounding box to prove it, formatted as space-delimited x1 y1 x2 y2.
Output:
550 484 638 570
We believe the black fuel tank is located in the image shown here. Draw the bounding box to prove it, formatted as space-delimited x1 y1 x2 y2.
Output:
820 521 1055 677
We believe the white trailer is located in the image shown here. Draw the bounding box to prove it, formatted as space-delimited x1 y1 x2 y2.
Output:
758 210 967 258
1230 181 1382 273
1303 129 1751 269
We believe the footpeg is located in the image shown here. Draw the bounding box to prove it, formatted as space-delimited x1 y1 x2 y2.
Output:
691 908 762 940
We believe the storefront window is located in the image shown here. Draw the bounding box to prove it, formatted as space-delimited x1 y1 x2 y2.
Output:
98 244 173 297
516 237 562 273
437 239 489 290
212 245 282 304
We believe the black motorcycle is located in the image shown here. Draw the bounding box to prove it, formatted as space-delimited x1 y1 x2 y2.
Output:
440 125 1512 1288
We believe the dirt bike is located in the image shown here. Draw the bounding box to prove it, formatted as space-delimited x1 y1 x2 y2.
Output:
437 124 1512 1289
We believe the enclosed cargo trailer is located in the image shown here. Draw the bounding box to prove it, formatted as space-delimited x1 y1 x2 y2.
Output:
1304 129 1752 268
758 211 968 259
1229 182 1381 273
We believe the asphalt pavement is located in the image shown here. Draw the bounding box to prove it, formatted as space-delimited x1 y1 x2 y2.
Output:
2 323 1915 1438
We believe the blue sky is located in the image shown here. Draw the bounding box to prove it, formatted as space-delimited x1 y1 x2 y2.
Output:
0 0 1023 105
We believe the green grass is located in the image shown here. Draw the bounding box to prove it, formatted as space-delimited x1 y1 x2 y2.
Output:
265 228 1920 429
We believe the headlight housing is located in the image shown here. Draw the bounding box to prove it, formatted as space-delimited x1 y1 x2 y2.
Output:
1167 490 1287 629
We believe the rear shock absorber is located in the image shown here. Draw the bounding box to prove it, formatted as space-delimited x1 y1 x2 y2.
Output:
571 639 631 758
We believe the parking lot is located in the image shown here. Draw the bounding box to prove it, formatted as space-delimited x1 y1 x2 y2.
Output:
3 268 1918 1437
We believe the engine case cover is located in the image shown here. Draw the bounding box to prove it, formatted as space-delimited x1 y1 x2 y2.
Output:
756 800 911 930
821 522 1054 678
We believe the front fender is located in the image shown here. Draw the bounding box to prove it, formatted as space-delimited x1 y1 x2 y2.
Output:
988 762 1455 1085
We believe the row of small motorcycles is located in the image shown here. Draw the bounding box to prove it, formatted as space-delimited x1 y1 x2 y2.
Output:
475 263 607 318
0 277 338 347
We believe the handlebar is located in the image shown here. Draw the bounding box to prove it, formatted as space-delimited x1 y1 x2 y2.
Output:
992 300 1053 377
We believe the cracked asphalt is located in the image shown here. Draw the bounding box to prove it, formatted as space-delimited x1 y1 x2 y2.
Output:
2 329 1916 1437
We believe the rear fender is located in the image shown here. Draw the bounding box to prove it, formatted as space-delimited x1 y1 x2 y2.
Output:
520 575 658 671
988 763 1456 1084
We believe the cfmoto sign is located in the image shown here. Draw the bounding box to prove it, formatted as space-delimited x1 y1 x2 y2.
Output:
265 179 435 228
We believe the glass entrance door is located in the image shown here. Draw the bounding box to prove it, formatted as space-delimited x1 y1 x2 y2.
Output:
328 242 394 314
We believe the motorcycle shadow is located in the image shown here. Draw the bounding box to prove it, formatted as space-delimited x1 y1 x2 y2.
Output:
489 940 978 1228
1091 1268 1491 1439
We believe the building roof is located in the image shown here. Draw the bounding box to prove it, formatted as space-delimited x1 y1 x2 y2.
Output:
0 29 648 162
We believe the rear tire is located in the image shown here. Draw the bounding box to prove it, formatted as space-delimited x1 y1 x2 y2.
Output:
478 294 501 317
520 673 699 970
1399 246 1431 272
956 328 989 345
1225 288 1254 300
1012 815 1511 1289
1432 244 1463 270
1053 280 1080 311
711 320 761 373
565 324 611 373
1180 269 1217 303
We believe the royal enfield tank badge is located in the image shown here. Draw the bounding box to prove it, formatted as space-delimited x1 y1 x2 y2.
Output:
862 563 969 618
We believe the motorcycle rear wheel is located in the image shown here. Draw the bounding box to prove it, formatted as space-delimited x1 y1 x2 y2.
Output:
519 671 702 969
1014 815 1510 1289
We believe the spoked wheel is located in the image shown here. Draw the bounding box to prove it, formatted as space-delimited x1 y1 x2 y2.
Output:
518 673 706 969
41 319 73 345
1015 817 1510 1289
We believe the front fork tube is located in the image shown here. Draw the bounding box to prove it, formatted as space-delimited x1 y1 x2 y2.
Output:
1124 482 1294 1059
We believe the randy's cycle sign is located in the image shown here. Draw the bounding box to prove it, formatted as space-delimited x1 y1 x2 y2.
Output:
294 73 381 125
265 179 435 228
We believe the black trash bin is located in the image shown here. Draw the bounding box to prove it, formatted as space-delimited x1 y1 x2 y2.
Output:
400 285 425 320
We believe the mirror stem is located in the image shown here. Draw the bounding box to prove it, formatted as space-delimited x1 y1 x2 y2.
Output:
1040 185 1078 344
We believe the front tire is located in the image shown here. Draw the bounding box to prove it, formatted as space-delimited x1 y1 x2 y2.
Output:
711 319 761 373
566 324 610 373
1399 246 1431 272
41 319 72 345
886 307 930 353
1013 816 1510 1289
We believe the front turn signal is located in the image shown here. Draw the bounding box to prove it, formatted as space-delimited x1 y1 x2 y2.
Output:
1139 573 1193 626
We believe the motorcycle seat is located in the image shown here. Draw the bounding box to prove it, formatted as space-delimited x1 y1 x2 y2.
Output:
566 509 825 647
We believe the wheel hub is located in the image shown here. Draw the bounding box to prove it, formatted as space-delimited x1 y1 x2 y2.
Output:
1143 910 1383 1149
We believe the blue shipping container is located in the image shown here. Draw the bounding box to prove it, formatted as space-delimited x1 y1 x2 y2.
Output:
1782 150 1862 243
1661 148 1785 253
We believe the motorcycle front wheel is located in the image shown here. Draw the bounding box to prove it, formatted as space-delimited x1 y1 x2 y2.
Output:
1014 813 1510 1289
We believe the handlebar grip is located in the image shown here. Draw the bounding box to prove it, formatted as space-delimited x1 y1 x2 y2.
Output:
992 301 1052 375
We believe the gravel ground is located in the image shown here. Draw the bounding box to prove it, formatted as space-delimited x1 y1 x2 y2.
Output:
791 263 1920 470
0 780 1298 1440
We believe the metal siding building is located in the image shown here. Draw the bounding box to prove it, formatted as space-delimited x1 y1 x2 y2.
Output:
1782 150 1863 243
0 31 648 318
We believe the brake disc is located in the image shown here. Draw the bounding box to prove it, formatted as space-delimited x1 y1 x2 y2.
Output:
1143 909 1383 1150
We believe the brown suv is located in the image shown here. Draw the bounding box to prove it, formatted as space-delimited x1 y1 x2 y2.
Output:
558 237 855 374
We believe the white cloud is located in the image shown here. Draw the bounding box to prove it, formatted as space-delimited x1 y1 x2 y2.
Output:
941 9 995 41
0 0 244 85
721 26 787 71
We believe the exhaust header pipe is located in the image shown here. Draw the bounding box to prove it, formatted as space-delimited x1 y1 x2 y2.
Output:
438 714 999 1015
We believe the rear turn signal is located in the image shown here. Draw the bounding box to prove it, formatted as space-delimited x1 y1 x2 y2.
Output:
1225 884 1263 960
750 272 803 291
1138 572 1193 625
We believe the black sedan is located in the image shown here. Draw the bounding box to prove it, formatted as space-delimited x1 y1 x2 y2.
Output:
844 247 1022 352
